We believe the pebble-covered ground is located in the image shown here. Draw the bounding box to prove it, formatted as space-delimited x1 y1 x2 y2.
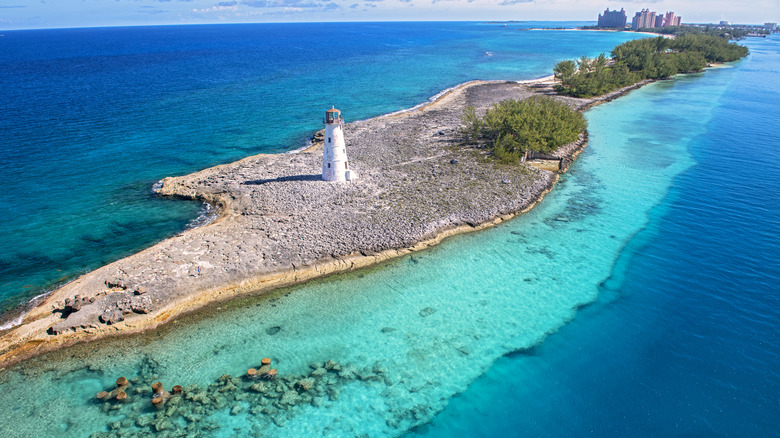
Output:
0 80 594 367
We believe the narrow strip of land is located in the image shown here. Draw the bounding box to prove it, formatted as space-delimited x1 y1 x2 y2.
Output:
0 78 642 369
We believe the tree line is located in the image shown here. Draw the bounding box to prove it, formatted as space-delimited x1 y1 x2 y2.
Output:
554 34 749 98
462 96 587 163
582 24 769 39
634 25 770 39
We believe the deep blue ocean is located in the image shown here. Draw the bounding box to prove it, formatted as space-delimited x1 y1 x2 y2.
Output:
0 23 778 437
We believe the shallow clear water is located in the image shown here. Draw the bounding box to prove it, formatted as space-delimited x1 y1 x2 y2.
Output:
0 27 777 438
0 22 644 316
414 36 780 437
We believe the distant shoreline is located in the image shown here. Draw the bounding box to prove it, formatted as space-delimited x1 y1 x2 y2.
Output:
576 27 673 38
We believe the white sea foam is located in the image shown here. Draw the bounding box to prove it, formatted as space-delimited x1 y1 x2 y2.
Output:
381 82 468 118
151 180 164 194
286 139 312 154
0 290 52 331
0 315 23 331
185 202 218 230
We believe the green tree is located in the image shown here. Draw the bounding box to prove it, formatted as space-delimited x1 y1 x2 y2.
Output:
556 32 748 98
462 96 587 163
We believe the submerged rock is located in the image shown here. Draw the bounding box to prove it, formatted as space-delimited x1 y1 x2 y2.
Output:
338 365 358 380
294 378 314 392
249 382 268 393
324 360 341 371
280 390 300 405
135 415 154 428
93 357 389 435
153 419 172 432
418 307 436 317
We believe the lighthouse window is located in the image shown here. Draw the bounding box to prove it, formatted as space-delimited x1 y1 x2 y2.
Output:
328 138 331 143
327 163 331 168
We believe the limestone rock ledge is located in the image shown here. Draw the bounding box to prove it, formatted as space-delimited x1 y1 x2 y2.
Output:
0 81 590 368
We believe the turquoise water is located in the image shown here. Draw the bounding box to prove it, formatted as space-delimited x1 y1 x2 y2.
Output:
0 22 643 316
415 37 780 437
1 26 777 437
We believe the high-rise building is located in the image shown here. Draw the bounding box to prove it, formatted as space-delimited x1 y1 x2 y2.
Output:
663 12 682 27
597 8 627 28
655 15 665 27
632 9 657 29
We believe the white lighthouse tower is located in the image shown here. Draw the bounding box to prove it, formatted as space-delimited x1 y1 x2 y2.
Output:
322 107 357 182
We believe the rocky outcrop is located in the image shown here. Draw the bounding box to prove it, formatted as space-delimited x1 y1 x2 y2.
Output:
0 80 590 367
88 357 390 437
50 290 154 334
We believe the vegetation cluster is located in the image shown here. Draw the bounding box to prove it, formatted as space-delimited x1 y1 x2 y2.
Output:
581 24 770 39
462 96 587 163
634 25 771 39
554 34 749 97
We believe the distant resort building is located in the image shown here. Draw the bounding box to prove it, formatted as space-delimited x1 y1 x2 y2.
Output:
631 9 656 29
597 8 627 28
630 9 682 29
664 12 682 27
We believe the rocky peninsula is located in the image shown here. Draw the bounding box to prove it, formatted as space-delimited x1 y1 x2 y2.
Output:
0 78 627 369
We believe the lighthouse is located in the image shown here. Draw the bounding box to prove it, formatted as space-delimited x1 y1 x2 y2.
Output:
322 107 357 182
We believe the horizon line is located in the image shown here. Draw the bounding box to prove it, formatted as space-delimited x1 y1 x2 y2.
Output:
2 19 772 33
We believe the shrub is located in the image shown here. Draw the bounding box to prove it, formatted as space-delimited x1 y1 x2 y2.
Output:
463 96 587 163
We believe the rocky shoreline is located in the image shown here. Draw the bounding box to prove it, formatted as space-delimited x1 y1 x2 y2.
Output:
0 78 619 369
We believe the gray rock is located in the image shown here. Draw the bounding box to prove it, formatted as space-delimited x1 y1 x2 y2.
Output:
130 295 153 313
63 295 93 313
99 308 124 325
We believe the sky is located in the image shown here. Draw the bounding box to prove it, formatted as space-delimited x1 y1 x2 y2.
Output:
0 0 777 30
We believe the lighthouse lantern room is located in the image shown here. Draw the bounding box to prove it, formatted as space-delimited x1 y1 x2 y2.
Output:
322 107 357 182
